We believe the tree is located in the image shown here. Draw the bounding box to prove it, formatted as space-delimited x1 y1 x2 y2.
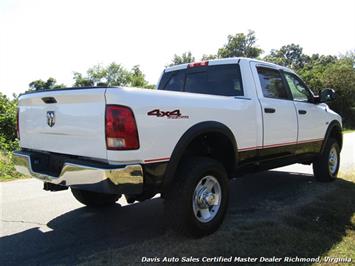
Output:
73 63 130 87
129 65 155 89
217 30 262 58
264 44 309 69
0 93 18 151
73 72 94 87
105 63 131 86
297 53 355 128
73 63 154 89
321 57 355 127
297 54 338 90
29 77 65 91
201 54 218 60
169 51 195 66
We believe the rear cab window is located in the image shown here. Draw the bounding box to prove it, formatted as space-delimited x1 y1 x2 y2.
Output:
159 70 186 92
158 64 244 97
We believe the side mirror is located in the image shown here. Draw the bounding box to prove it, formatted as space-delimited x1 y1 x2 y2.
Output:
319 88 336 103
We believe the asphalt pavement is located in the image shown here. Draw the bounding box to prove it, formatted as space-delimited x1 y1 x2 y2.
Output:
0 133 354 265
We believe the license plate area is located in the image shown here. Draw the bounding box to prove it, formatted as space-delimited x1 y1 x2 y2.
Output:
30 152 65 177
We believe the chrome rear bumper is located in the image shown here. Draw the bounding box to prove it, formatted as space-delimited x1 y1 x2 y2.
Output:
13 151 143 194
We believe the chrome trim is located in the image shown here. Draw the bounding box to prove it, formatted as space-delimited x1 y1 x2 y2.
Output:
13 151 143 194
192 175 221 223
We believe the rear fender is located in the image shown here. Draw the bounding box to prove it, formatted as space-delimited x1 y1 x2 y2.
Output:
162 121 238 193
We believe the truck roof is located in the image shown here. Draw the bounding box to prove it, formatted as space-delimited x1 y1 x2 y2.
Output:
164 57 294 74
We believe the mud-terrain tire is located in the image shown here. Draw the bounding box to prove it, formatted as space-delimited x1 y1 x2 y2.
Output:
313 138 340 182
165 157 229 238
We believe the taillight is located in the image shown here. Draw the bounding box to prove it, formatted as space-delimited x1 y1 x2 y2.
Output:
105 105 139 150
188 61 209 68
16 108 20 139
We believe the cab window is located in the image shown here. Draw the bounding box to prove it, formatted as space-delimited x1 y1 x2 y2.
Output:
158 64 244 96
162 70 186 91
284 72 311 102
185 64 244 96
257 67 289 100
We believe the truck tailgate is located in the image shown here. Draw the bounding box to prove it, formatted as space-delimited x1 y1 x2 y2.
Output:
18 88 107 160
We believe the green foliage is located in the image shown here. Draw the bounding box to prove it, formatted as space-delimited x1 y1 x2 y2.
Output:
0 93 21 180
72 72 94 87
298 54 355 128
129 65 155 89
73 63 154 89
297 54 338 89
0 152 23 181
169 51 195 66
0 93 19 152
322 58 355 127
201 54 218 60
264 45 355 128
105 63 131 86
29 77 65 91
73 63 129 87
264 44 309 69
217 30 262 59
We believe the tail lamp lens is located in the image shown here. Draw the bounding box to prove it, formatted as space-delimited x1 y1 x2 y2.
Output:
105 105 139 150
188 61 209 68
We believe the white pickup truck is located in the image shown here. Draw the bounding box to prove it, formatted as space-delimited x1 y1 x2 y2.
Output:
14 58 342 237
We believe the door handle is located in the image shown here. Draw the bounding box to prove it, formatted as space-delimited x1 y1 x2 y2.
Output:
264 108 276 113
298 110 307 115
42 97 57 104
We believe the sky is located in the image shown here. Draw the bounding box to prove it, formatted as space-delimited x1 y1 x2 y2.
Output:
1 0 354 97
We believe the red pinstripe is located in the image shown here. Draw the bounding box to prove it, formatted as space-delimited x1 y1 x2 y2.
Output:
144 157 170 163
143 138 324 162
239 138 323 152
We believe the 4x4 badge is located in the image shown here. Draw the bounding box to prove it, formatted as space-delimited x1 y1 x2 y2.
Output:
47 111 55 127
147 109 189 119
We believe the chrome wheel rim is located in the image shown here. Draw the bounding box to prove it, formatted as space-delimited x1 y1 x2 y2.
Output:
328 146 338 175
192 175 221 223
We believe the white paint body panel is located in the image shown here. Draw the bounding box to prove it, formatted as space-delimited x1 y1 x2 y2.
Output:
19 89 107 160
18 58 342 165
293 101 329 142
260 98 298 146
105 87 259 164
249 61 298 146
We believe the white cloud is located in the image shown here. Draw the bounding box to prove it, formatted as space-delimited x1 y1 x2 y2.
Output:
1 0 354 97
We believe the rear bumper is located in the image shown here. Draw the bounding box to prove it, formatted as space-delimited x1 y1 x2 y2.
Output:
13 150 143 195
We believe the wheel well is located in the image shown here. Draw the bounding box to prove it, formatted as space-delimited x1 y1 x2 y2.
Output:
180 132 236 177
162 121 238 196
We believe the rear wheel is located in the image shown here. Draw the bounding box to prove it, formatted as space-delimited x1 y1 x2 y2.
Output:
313 138 340 182
71 188 120 207
164 157 229 238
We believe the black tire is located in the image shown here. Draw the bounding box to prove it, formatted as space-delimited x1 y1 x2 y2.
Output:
71 188 120 207
164 157 229 238
313 138 340 182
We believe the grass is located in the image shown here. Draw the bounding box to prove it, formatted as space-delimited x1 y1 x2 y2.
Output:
0 151 25 182
78 170 355 266
343 129 355 134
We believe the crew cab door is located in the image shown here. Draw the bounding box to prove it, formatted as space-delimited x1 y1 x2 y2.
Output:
250 63 298 157
282 71 327 153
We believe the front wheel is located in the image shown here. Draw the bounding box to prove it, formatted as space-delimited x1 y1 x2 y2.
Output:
313 138 340 182
71 188 120 207
164 157 229 238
